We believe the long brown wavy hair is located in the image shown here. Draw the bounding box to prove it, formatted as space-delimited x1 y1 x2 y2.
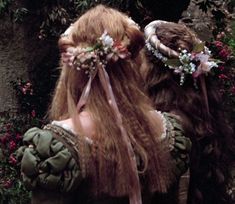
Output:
49 5 171 200
145 22 235 204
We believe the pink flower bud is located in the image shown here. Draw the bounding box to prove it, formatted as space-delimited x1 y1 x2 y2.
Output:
16 133 22 140
31 110 36 118
22 87 27 94
9 154 17 165
3 179 12 189
218 74 228 79
214 41 224 48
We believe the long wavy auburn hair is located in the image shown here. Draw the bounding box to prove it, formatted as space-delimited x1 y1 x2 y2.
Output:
49 5 171 199
145 22 235 204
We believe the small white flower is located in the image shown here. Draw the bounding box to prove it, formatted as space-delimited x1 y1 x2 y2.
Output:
101 31 114 47
174 69 182 73
178 66 183 71
205 61 218 71
204 46 212 55
189 62 196 70
162 57 168 62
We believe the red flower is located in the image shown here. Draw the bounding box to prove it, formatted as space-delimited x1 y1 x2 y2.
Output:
218 48 231 61
9 141 16 151
2 179 13 189
218 65 225 71
218 74 228 79
214 41 224 49
16 133 22 141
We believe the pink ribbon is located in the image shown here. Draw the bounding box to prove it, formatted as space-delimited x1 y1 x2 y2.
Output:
97 64 142 204
76 70 97 112
75 62 142 204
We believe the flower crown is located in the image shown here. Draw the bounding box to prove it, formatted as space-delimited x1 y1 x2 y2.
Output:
62 31 130 75
145 21 219 85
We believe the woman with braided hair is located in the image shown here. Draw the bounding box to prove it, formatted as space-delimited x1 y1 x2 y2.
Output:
144 20 235 204
16 5 191 204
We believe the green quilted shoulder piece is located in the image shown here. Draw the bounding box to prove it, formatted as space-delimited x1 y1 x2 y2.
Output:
163 112 192 178
16 125 82 193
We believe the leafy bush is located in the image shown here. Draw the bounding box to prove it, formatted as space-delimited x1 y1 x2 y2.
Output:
0 80 44 204
0 115 31 204
208 33 235 125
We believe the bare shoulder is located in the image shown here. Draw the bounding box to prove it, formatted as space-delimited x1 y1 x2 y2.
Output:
59 111 96 138
79 111 96 136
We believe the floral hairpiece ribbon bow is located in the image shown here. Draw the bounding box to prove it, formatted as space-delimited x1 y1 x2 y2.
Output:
62 31 130 76
191 45 218 78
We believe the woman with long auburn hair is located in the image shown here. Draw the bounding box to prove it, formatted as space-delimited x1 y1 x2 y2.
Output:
144 20 235 204
17 5 191 204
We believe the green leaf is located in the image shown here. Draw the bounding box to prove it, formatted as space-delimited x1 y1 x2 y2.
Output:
85 47 95 52
213 59 223 64
165 59 182 67
193 42 206 52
